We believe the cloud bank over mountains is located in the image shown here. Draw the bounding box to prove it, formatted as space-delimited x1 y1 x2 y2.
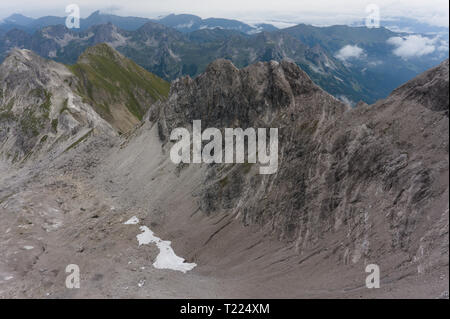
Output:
335 45 366 62
388 35 449 59
1 0 448 28
333 35 449 63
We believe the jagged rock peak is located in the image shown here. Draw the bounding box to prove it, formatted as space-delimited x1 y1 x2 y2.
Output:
389 59 449 114
2 48 65 72
0 48 71 88
161 58 345 134
78 43 124 63
173 58 321 97
204 58 239 74
4 48 39 63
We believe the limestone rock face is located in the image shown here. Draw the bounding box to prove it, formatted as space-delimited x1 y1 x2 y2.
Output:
388 59 449 115
159 59 343 132
0 44 169 164
0 48 115 163
157 58 449 271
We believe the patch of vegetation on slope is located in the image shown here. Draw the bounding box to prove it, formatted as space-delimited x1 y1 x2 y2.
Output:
68 43 170 132
63 129 93 153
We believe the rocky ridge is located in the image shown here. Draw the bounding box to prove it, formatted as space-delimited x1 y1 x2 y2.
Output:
0 49 448 298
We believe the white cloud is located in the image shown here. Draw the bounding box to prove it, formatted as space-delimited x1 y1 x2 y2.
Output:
438 40 449 52
384 26 414 33
368 60 383 67
335 45 365 62
387 35 439 59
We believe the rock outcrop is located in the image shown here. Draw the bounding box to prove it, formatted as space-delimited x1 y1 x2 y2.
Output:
157 58 449 273
0 44 169 164
0 48 115 163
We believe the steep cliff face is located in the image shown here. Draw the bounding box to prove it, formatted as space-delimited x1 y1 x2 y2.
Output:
159 59 342 131
157 58 448 273
388 59 449 115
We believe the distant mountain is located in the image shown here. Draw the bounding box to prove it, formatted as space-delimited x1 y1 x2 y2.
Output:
0 11 278 35
81 10 152 31
0 14 34 35
154 14 277 34
0 23 359 100
253 23 278 33
0 11 151 33
27 15 66 31
352 17 450 34
154 13 202 32
0 17 447 104
4 11 150 32
284 24 449 103
1 13 34 26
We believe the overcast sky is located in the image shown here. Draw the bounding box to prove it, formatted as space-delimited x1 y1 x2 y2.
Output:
1 0 449 27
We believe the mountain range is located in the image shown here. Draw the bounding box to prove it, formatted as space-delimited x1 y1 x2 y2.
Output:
0 11 278 34
1 11 448 105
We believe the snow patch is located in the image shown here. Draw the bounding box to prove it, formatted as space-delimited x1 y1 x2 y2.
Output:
176 21 194 29
136 226 196 273
124 216 140 225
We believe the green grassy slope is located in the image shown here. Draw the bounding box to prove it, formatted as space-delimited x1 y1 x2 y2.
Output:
68 43 170 132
